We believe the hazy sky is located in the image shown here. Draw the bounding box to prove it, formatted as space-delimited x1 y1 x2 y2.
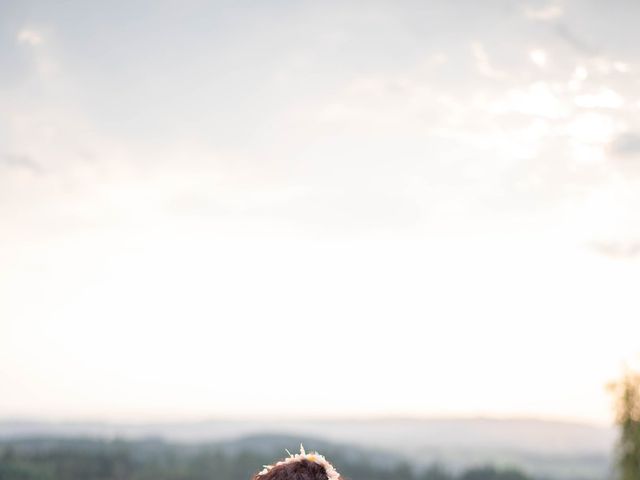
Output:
1 0 640 424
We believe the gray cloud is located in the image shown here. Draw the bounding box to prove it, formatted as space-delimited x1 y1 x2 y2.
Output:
591 240 640 259
1 154 43 174
610 133 640 157
553 24 598 56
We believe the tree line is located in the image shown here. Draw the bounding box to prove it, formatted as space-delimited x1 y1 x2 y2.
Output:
0 437 529 480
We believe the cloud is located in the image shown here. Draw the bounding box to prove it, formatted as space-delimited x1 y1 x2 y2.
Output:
0 154 43 174
17 29 43 46
524 4 564 22
591 240 640 259
529 49 548 68
471 42 507 79
489 82 569 119
574 88 624 109
610 133 640 157
553 25 597 56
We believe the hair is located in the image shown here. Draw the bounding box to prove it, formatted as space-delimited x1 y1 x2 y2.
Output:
251 459 342 480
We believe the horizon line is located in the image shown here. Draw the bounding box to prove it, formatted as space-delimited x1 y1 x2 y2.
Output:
0 413 614 428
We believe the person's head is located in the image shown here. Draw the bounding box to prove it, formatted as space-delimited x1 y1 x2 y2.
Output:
251 446 343 480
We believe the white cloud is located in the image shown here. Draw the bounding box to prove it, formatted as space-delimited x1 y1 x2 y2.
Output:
566 112 618 163
524 4 564 21
17 28 43 46
566 113 617 144
574 88 624 109
613 61 630 73
529 49 548 68
568 66 588 90
471 42 506 79
490 82 569 119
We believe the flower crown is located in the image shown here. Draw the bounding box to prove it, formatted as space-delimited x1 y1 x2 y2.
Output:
257 444 341 480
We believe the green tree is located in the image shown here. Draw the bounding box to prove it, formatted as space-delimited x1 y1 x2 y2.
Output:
609 368 640 480
460 466 528 480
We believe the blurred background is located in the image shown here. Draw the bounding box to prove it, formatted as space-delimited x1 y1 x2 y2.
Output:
1 1 640 479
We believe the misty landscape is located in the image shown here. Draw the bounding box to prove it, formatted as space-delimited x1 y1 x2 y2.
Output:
2 0 640 479
0 418 616 480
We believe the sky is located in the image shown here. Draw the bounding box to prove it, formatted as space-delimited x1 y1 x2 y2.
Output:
1 0 640 425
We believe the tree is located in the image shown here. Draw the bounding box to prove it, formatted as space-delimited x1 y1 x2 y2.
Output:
609 368 640 480
459 466 528 480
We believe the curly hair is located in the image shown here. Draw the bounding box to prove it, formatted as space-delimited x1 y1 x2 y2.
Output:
251 458 342 480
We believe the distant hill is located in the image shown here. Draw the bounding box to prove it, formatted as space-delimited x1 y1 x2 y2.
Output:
0 417 616 480
0 434 544 480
